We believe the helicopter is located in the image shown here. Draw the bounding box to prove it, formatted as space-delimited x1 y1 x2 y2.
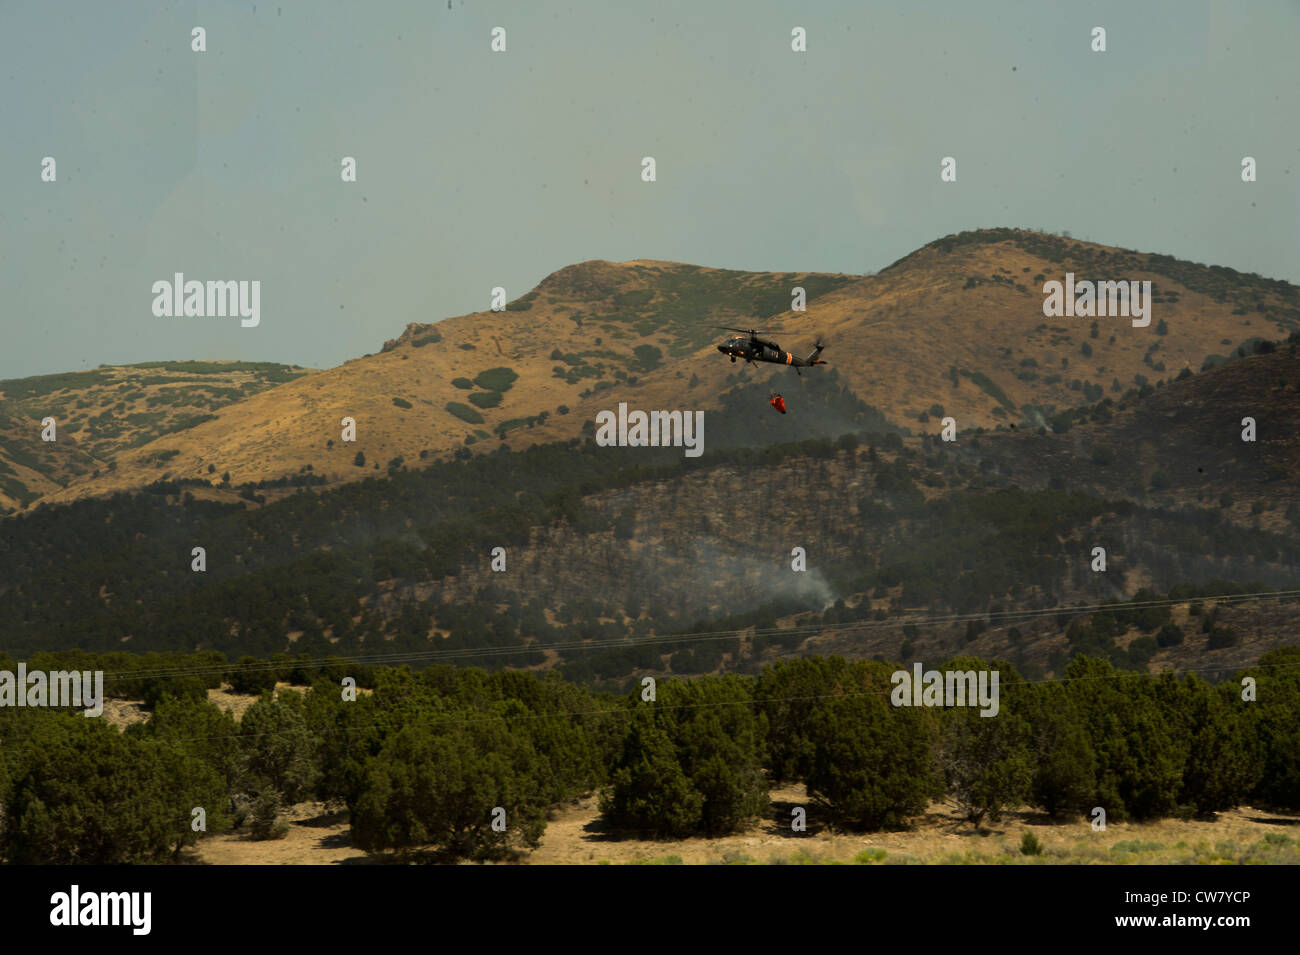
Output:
714 326 827 375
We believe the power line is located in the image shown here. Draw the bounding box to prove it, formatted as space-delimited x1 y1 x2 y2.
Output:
87 586 1300 682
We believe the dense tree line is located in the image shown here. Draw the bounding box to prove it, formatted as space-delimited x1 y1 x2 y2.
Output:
1 647 1296 863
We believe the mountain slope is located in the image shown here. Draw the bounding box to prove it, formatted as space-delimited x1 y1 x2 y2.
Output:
7 228 1297 510
0 362 314 512
2 340 1297 681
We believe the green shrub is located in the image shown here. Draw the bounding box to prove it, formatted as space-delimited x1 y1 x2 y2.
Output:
1020 832 1043 856
229 657 278 695
1090 444 1116 466
1207 627 1238 650
473 367 518 392
249 791 290 841
613 289 654 308
446 402 485 425
1156 623 1184 647
1111 839 1164 854
855 848 888 864
720 850 755 865
632 344 663 372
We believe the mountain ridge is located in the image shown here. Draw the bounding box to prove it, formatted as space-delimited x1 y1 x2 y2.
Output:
3 228 1297 512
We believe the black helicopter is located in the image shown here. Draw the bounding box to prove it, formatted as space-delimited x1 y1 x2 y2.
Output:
714 326 827 374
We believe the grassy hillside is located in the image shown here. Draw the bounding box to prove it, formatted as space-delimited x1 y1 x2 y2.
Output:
0 361 313 512
2 229 1295 511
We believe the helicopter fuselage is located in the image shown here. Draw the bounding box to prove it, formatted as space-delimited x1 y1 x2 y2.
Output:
712 327 826 373
717 335 784 363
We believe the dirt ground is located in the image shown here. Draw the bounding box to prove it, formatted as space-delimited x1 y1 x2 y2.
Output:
194 803 364 865
190 785 1300 865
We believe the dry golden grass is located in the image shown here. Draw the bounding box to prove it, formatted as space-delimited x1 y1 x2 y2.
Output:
0 362 315 510
194 802 363 866
16 233 1291 510
526 786 1300 866
186 784 1300 866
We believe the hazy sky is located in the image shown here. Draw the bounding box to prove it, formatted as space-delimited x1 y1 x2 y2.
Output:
2 0 1297 380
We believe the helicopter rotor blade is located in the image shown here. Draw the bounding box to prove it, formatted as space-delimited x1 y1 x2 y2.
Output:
711 325 787 336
